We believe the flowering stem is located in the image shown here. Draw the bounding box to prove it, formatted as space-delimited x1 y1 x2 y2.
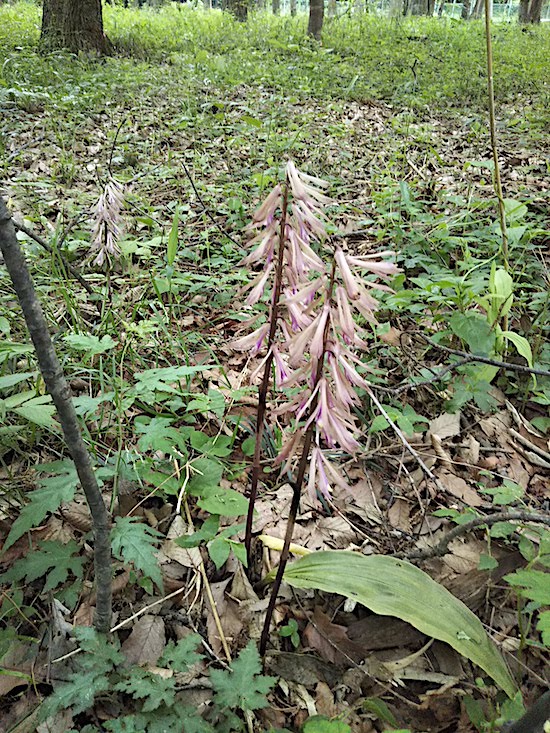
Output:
259 259 336 655
245 184 289 570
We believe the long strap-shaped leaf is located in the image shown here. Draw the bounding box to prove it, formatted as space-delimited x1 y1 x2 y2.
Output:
283 551 516 698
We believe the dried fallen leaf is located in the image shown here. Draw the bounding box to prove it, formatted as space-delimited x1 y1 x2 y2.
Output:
121 614 166 666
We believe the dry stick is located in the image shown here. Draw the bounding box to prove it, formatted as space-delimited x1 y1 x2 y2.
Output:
0 197 112 633
484 0 508 277
419 334 550 379
244 185 290 568
259 260 337 657
403 510 550 561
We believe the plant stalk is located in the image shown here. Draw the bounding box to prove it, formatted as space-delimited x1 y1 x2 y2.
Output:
259 260 336 656
245 184 289 569
0 197 112 633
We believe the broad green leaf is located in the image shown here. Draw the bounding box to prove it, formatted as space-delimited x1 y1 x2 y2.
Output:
503 198 528 222
187 457 224 495
0 342 32 365
112 517 163 591
198 487 248 517
501 331 533 367
64 333 117 356
303 717 351 733
0 371 36 390
11 394 56 429
3 462 78 550
449 312 495 355
489 267 513 320
208 536 231 569
284 551 516 697
167 206 179 266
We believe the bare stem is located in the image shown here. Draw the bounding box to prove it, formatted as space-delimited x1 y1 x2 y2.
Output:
245 185 289 569
0 198 112 633
259 260 337 656
484 0 508 278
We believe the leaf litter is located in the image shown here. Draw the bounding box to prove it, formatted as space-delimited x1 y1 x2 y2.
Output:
1 10 549 732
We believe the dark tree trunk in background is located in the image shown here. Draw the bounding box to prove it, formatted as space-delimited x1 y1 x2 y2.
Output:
461 0 471 18
408 0 433 15
308 0 324 39
519 0 543 22
41 0 110 54
272 0 280 14
470 0 483 18
290 0 297 15
227 0 248 19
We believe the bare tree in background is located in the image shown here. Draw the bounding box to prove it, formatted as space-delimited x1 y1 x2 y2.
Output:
308 0 324 39
41 0 111 54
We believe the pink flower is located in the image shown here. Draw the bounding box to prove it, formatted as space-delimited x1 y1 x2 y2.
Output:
335 248 360 300
91 178 124 266
232 323 269 354
246 264 273 306
250 183 282 226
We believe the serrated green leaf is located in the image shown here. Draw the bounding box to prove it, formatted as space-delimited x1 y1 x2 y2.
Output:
187 457 224 495
12 394 56 428
159 634 204 672
112 517 163 591
115 669 176 711
64 333 117 356
3 462 78 550
504 569 550 605
536 610 550 645
133 365 212 398
211 641 277 712
41 668 110 717
284 551 516 698
0 540 84 592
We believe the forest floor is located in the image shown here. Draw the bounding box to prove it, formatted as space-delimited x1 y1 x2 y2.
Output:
0 4 549 733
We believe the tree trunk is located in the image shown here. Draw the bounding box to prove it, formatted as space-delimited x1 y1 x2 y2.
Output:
408 0 431 14
519 0 543 22
308 0 324 38
41 0 111 54
227 0 248 19
527 0 543 22
461 0 471 18
471 0 483 17
290 0 297 15
272 0 280 13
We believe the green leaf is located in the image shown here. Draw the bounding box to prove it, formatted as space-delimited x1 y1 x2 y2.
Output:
302 717 351 733
208 537 231 569
167 206 180 266
187 457 224 496
3 461 78 550
64 333 117 356
133 365 212 398
0 540 84 592
478 554 498 571
115 669 176 712
504 569 550 605
159 634 204 672
175 515 220 548
11 394 56 429
41 667 110 717
211 641 277 712
536 610 550 645
449 312 495 355
112 517 163 591
503 198 528 222
0 371 36 390
198 487 248 517
501 331 533 367
283 551 516 698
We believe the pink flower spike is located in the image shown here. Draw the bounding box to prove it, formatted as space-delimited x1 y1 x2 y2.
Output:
334 286 356 344
246 263 273 306
327 354 357 407
336 350 370 390
251 183 282 225
319 452 352 493
335 248 360 300
345 254 400 278
232 323 269 354
310 303 330 359
306 448 319 500
274 427 305 470
272 345 291 387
